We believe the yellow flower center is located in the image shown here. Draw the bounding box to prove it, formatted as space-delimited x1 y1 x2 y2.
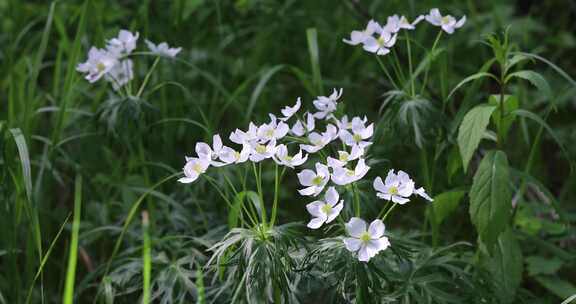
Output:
255 144 267 154
192 163 203 173
353 134 362 143
339 152 349 162
321 204 332 214
265 129 274 138
389 186 399 195
312 176 323 185
97 62 106 72
360 232 371 243
284 155 293 161
234 151 241 159
441 16 450 24
346 169 355 177
377 36 386 46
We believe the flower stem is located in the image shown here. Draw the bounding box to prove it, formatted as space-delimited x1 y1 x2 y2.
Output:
420 31 443 95
405 31 415 97
269 164 280 228
381 202 398 221
136 56 160 98
352 183 361 217
374 55 399 89
252 162 267 229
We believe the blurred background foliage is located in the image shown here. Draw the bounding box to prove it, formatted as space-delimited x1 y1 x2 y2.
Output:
1 0 575 303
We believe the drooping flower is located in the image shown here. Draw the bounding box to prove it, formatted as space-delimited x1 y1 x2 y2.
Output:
373 170 415 204
339 117 373 149
273 144 308 168
313 88 343 119
291 112 315 136
343 218 390 262
145 40 182 57
306 187 344 229
383 14 424 33
76 47 118 83
280 97 301 121
248 139 277 162
105 59 134 90
195 134 227 167
331 158 370 185
424 8 466 34
297 163 330 196
257 115 289 143
107 30 139 56
178 157 210 184
343 20 383 46
219 144 251 165
362 30 398 56
327 145 364 168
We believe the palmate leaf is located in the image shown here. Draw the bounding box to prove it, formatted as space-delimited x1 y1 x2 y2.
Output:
469 150 512 250
457 105 496 172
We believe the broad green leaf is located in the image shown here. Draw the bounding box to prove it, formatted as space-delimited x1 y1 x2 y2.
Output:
512 52 576 88
488 95 519 141
446 146 462 184
447 72 498 101
525 256 563 276
534 276 576 300
432 190 466 226
483 229 523 304
457 105 496 172
469 150 511 249
505 70 552 100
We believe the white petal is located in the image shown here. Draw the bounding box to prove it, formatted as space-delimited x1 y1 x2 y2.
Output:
357 244 370 262
415 187 434 202
324 187 339 206
306 201 325 217
326 201 343 223
368 220 385 238
343 237 362 252
307 216 326 229
373 177 386 193
298 186 317 196
392 195 410 204
297 170 316 186
346 217 367 238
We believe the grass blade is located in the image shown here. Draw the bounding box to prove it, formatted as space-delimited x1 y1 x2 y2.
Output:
62 175 82 304
306 28 323 96
141 211 151 304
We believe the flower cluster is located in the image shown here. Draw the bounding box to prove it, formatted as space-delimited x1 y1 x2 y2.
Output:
179 88 433 262
343 8 466 55
76 29 181 90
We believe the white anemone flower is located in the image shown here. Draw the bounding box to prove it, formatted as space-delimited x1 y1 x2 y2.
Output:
249 139 277 162
300 124 338 153
343 218 390 262
327 145 364 168
219 144 250 165
105 59 133 90
195 134 227 167
373 170 415 204
291 112 315 136
107 30 139 56
313 88 343 119
339 117 373 149
362 30 397 56
178 157 210 184
297 163 330 196
273 144 308 168
343 20 383 45
257 115 289 143
145 40 182 57
383 14 424 33
331 158 370 185
76 47 118 83
306 187 344 229
335 115 366 130
280 97 301 121
230 123 259 145
425 8 466 34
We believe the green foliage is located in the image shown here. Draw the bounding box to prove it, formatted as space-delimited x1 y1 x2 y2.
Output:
457 105 496 172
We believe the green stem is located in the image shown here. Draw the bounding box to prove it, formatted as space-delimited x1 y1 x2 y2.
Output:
269 164 283 228
141 211 151 304
374 55 400 89
420 31 443 95
352 184 361 217
405 31 415 97
136 57 160 98
252 162 267 228
381 202 398 221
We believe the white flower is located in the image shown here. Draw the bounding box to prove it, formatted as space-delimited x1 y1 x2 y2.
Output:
414 187 434 202
383 15 424 33
335 115 366 131
257 115 289 142
195 134 226 167
373 170 415 204
105 59 133 90
249 139 277 162
291 112 315 136
178 157 210 184
145 40 182 57
230 123 259 145
339 117 373 148
425 8 466 34
343 20 383 45
331 158 370 185
219 144 250 165
327 145 364 168
306 187 344 229
343 218 390 262
313 88 343 119
280 97 301 121
362 30 397 56
300 125 338 153
76 47 118 83
297 163 330 196
273 144 308 168
107 30 139 56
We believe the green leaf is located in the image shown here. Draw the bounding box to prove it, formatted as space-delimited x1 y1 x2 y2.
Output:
512 52 576 88
469 150 512 249
482 229 523 304
488 95 518 141
228 191 260 228
525 256 563 276
447 72 498 101
457 105 496 172
306 28 323 96
505 70 552 100
534 276 576 300
432 190 466 226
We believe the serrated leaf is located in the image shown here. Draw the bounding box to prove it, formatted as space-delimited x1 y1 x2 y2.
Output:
469 150 511 249
457 105 496 172
447 72 498 101
505 70 552 100
489 95 519 141
483 229 523 304
432 190 466 226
